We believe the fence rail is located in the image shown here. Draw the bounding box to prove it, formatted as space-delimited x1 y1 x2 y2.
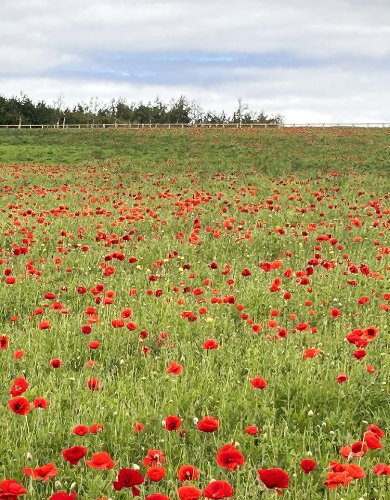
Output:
0 122 389 129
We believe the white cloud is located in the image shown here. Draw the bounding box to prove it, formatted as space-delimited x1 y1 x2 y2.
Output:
1 0 390 121
2 63 390 123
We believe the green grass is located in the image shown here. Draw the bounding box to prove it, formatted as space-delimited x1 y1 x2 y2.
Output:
0 127 389 175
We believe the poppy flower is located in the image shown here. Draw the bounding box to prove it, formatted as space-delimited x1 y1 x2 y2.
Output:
33 397 48 409
50 358 62 368
363 326 378 340
339 441 367 459
330 308 342 318
216 444 245 471
89 423 104 433
0 479 27 498
329 462 365 478
23 462 58 481
9 377 29 396
87 378 100 391
363 431 383 449
72 425 89 436
143 450 166 467
245 425 260 435
197 416 219 433
367 424 385 438
146 467 166 482
250 377 267 389
300 459 317 474
113 468 144 494
13 350 25 360
203 339 219 350
336 373 349 384
86 451 115 469
132 421 145 433
165 415 182 431
177 464 200 481
373 463 390 476
324 471 353 489
9 396 30 415
178 485 203 500
0 335 9 349
203 480 234 499
38 320 51 330
48 493 77 500
62 446 88 465
166 361 183 375
303 348 322 360
258 468 289 494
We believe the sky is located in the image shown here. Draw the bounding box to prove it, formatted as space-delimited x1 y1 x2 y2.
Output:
1 0 390 123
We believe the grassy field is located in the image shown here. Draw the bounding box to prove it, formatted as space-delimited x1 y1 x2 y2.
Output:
0 128 389 499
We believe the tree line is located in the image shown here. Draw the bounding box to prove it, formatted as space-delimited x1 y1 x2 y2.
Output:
0 93 284 126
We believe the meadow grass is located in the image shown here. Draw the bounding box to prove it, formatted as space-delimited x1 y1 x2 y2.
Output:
0 128 389 499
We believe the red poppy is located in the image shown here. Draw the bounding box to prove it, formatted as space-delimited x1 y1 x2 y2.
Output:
87 378 100 391
250 377 267 389
33 397 48 409
203 480 234 499
197 416 219 433
113 468 144 494
363 430 383 449
50 358 62 368
86 451 115 469
0 335 9 349
38 320 51 330
72 425 89 436
9 396 30 415
353 349 366 360
177 464 200 481
62 446 88 465
367 424 384 438
132 421 145 433
89 423 104 433
216 444 245 471
178 485 203 500
23 462 58 481
48 493 77 500
146 467 166 482
203 339 219 350
373 463 390 476
330 308 342 318
300 459 317 474
165 415 182 431
258 468 289 494
9 377 29 397
143 449 166 467
166 361 183 375
303 348 322 360
336 373 349 384
324 471 352 489
245 425 260 435
0 479 27 498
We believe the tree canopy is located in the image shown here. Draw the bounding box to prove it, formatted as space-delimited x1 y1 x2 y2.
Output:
0 93 284 125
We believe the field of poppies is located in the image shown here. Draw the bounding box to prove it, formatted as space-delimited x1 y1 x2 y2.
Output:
0 127 389 499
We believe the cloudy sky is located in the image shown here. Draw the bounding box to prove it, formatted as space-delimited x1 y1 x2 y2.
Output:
1 0 390 122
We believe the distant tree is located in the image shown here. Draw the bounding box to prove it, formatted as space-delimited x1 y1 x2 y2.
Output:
167 96 191 124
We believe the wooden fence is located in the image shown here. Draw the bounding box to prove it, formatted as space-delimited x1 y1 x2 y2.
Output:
0 122 389 129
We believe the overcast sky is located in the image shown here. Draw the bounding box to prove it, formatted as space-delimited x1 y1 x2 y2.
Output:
1 0 390 122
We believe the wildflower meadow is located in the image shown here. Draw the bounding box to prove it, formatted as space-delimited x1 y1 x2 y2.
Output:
0 127 389 499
